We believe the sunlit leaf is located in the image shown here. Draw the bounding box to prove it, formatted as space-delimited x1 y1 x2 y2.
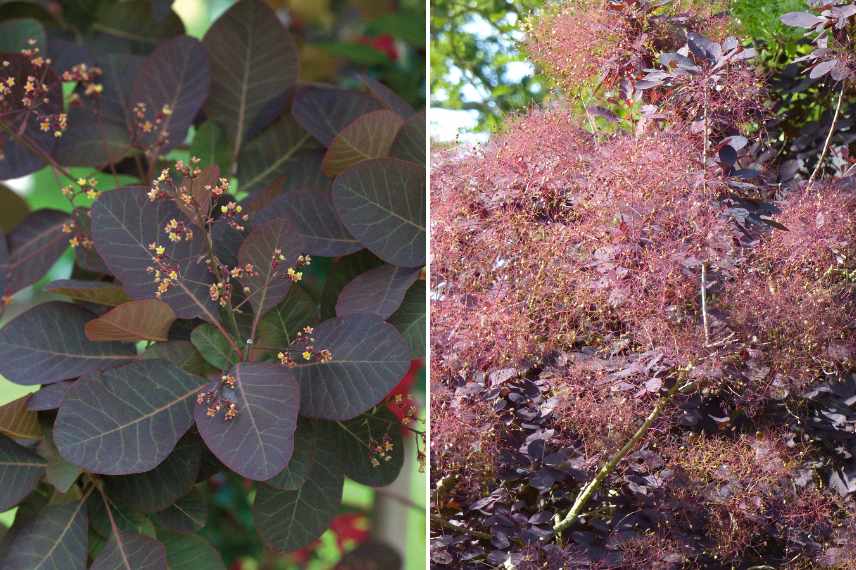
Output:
46 279 131 306
0 184 29 232
55 359 207 475
321 110 403 177
0 302 137 385
0 395 41 439
85 299 176 342
195 362 300 481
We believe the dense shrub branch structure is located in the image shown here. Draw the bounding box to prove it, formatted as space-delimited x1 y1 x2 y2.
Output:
431 0 856 567
0 1 426 568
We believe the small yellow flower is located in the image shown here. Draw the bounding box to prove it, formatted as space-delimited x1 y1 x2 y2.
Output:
302 351 312 360
76 177 87 186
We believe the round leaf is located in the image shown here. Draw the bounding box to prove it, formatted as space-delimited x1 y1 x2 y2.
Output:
293 314 410 420
332 158 425 268
0 302 137 385
195 362 300 481
55 360 207 475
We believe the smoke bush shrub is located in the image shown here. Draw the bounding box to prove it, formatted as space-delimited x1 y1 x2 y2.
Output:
431 0 856 567
0 1 426 568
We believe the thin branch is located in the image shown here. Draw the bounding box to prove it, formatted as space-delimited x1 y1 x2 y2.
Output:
807 83 846 191
701 262 710 346
553 370 691 537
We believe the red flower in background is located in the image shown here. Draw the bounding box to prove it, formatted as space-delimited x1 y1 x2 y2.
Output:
359 34 399 61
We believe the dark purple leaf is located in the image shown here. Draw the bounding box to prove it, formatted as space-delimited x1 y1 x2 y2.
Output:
130 35 209 153
238 217 304 320
332 158 425 267
810 59 837 79
3 500 88 570
152 486 209 533
320 250 384 320
71 207 110 273
90 530 167 570
105 434 202 513
254 423 344 551
255 188 361 257
331 406 404 486
0 435 46 512
687 32 720 62
55 359 207 475
361 75 415 118
27 381 74 411
54 54 142 167
718 145 738 167
237 115 317 194
390 109 425 164
203 0 298 164
336 264 420 319
292 85 384 146
256 285 320 351
265 418 316 490
195 362 300 481
293 314 410 420
3 209 70 296
91 186 218 321
159 530 225 570
389 280 424 358
0 302 137 385
0 53 62 178
780 11 825 27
